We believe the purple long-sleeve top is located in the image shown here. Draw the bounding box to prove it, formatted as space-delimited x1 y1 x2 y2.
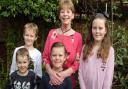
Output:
79 46 115 89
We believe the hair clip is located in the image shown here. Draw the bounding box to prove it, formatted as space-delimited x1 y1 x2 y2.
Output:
103 11 109 19
95 12 109 19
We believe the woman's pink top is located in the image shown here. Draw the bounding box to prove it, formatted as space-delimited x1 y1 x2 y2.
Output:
79 46 115 89
43 29 82 72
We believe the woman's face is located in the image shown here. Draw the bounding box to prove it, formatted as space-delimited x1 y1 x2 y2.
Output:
92 18 107 43
59 8 74 25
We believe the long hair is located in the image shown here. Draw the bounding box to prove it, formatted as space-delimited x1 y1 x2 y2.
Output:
83 13 111 62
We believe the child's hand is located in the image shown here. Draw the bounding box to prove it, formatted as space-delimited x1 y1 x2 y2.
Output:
49 70 63 85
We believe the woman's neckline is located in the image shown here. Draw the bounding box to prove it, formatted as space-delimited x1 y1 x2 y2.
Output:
61 27 71 34
56 28 75 36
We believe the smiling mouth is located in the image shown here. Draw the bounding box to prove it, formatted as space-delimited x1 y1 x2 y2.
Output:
62 17 70 20
54 61 61 63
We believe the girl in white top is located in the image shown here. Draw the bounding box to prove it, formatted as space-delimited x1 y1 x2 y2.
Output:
10 23 42 78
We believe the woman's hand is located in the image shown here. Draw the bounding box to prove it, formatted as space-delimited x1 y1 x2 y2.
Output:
56 71 66 82
49 70 63 85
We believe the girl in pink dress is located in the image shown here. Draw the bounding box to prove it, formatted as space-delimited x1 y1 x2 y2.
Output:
79 13 115 89
42 0 82 88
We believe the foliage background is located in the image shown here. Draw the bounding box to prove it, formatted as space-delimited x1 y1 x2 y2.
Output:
0 0 128 89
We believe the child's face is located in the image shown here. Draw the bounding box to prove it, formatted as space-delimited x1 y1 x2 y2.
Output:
50 47 66 69
92 18 107 43
59 8 74 25
16 55 29 74
23 29 37 47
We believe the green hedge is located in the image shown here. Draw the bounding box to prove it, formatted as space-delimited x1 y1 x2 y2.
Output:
0 0 58 23
112 25 128 89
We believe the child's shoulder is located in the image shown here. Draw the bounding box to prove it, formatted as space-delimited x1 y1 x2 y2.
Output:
28 70 36 78
110 46 114 50
109 46 114 53
33 48 41 53
42 72 49 78
10 71 18 78
64 76 72 82
48 28 57 35
31 48 41 56
108 46 114 56
14 46 24 52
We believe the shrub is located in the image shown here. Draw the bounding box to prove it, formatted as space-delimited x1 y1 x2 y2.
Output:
112 24 128 89
0 0 58 23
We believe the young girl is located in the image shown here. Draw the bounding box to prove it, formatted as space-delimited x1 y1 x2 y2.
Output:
10 23 42 78
42 0 82 88
41 42 72 89
7 48 40 89
79 13 115 89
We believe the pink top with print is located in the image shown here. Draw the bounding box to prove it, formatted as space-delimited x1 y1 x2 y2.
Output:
42 29 82 72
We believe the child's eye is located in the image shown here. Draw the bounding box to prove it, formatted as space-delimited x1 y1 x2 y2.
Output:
25 34 29 36
59 54 63 57
23 61 27 63
52 54 56 57
60 10 64 13
18 62 22 64
99 27 103 30
92 27 97 29
30 35 34 37
67 10 71 13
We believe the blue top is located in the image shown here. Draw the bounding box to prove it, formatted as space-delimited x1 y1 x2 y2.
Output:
40 72 73 89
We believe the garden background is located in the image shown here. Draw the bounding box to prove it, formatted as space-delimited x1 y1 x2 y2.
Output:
0 0 128 89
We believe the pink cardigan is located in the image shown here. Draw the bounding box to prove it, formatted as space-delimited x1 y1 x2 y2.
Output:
43 29 82 72
79 46 115 89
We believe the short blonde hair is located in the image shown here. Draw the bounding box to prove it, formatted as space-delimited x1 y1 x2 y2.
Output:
16 48 30 62
24 23 39 37
58 0 75 13
50 42 68 55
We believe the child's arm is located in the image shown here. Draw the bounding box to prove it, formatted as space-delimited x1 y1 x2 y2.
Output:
6 79 11 89
35 53 42 78
10 48 17 75
78 46 86 89
35 76 42 89
102 47 115 89
6 75 13 89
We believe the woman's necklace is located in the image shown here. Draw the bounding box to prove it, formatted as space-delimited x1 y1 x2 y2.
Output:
61 27 71 34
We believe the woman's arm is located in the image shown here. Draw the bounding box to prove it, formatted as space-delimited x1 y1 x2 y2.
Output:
57 33 82 79
43 30 63 85
45 63 62 85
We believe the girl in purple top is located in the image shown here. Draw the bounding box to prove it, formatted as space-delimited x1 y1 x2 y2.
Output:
79 13 115 89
